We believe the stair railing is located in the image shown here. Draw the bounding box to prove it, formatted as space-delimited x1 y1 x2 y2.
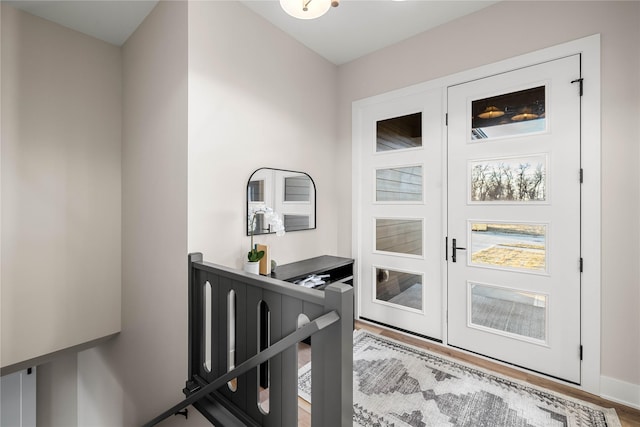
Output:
143 253 353 427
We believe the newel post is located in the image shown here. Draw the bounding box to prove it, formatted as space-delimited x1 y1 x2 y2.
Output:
312 282 354 426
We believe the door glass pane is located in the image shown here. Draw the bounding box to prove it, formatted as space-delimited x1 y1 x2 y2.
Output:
284 176 311 202
375 218 422 256
248 180 264 202
375 267 422 310
470 155 547 202
470 222 547 272
471 86 546 140
376 166 422 202
376 112 422 152
471 283 547 341
283 214 309 231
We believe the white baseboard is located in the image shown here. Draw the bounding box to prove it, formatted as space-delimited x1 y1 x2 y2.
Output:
600 375 640 410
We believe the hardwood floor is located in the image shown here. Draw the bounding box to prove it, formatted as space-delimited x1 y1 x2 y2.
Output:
297 320 640 426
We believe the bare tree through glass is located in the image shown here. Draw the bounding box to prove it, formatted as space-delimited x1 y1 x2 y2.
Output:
471 157 546 202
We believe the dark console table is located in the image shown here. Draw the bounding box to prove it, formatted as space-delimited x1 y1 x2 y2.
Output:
271 255 354 289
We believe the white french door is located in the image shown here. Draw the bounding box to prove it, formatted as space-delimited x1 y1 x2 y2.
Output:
354 52 586 385
447 55 582 383
357 89 444 340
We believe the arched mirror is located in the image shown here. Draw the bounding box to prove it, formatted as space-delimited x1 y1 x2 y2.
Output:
247 168 316 235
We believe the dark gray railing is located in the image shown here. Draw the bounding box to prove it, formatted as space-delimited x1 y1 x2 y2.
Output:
143 253 353 426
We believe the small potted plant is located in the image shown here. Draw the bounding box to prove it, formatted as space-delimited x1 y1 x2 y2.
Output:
246 205 285 274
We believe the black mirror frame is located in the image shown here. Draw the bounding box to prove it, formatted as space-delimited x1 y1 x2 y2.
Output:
246 167 317 236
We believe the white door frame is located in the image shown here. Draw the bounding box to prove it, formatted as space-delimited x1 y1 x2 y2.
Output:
352 34 601 395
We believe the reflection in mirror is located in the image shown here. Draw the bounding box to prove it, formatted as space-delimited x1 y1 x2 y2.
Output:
247 168 316 235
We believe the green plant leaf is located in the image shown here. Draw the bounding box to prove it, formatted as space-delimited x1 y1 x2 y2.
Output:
247 250 265 262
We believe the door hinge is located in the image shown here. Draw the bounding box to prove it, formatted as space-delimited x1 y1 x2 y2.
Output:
580 258 584 273
580 168 584 183
571 78 584 96
580 345 583 361
445 113 448 126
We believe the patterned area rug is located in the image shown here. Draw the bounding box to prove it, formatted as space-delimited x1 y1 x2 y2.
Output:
298 330 621 427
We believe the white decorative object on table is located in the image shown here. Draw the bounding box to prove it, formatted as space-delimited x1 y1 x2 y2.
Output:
244 261 260 275
246 204 285 274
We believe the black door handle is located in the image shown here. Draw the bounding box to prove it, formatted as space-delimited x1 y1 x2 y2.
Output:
451 238 466 263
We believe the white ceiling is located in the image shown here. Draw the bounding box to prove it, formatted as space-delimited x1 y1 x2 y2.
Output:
5 0 159 46
5 0 498 65
241 0 498 64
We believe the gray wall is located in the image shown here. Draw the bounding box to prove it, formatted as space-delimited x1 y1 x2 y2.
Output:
37 355 77 427
0 3 122 370
83 1 189 425
187 1 339 269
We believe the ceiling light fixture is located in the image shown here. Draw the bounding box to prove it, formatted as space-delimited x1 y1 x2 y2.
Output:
280 0 339 19
511 107 539 121
477 106 505 119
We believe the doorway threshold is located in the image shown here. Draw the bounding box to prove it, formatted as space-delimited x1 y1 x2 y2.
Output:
358 317 443 344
